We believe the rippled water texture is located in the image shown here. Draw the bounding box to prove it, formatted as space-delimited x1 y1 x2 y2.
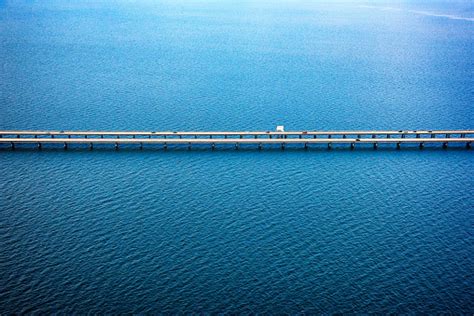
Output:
1 0 473 313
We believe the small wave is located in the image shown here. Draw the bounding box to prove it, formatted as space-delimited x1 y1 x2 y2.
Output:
359 5 474 22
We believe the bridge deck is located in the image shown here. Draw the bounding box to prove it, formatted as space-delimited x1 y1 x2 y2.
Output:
1 138 473 144
0 130 472 149
0 129 473 137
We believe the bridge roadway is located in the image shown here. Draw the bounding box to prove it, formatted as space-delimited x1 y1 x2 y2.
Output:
0 130 472 150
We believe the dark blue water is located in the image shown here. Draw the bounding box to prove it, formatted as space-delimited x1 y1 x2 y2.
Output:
1 0 473 313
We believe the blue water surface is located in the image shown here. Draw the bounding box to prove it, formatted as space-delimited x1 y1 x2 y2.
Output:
0 0 473 313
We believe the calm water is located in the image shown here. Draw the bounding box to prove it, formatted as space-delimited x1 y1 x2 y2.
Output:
1 0 473 313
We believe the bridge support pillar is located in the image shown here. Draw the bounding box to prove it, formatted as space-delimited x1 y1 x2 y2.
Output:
419 142 424 149
235 143 239 150
328 143 332 150
281 143 285 150
466 142 471 149
115 143 119 150
304 143 308 150
89 143 93 150
139 142 143 150
11 142 15 150
164 143 168 150
396 142 401 150
211 143 215 150
350 143 355 150
373 143 378 150
443 142 448 149
64 143 68 150
188 143 191 150
37 143 42 150
258 143 262 150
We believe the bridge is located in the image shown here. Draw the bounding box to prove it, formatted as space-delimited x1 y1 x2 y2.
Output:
0 130 472 150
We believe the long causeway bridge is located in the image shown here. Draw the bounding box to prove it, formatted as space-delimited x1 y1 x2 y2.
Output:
0 130 472 150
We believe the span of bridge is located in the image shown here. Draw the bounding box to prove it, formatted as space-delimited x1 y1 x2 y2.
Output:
0 130 472 150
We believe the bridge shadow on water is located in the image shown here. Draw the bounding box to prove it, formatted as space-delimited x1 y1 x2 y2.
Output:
0 143 471 155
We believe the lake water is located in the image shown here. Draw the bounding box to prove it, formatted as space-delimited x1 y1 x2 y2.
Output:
0 0 473 313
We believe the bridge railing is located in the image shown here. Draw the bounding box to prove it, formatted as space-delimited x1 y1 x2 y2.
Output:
0 130 473 140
